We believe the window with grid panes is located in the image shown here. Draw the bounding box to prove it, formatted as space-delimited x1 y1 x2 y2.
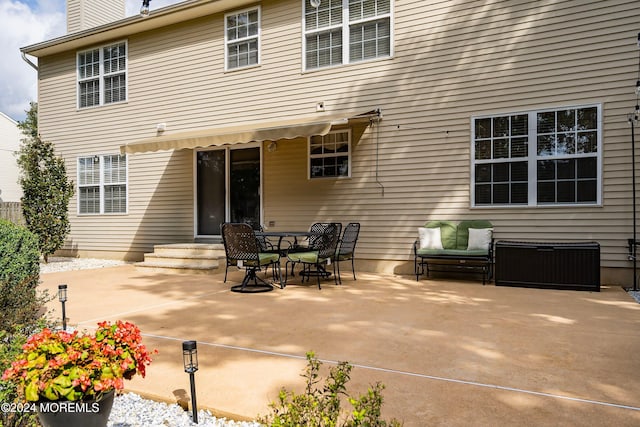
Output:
309 130 351 178
77 42 127 108
225 7 260 70
78 155 127 214
472 105 600 206
304 0 391 70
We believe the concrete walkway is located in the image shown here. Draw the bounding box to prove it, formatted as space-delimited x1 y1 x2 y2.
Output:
39 265 640 426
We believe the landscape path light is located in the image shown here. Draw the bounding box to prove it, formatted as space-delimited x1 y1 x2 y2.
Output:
57 284 67 331
182 340 199 423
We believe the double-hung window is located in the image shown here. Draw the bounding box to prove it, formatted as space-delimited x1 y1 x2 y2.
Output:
472 105 601 207
304 0 392 70
78 154 127 214
225 7 260 70
309 130 351 178
77 41 127 108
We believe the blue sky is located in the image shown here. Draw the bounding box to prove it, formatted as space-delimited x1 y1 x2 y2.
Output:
0 0 181 122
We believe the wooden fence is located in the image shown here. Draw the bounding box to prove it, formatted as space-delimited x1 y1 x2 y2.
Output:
0 202 25 226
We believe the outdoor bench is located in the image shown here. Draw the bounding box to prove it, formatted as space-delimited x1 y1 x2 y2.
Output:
414 220 494 285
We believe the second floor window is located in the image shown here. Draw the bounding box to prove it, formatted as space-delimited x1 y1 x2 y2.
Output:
304 0 392 70
77 41 127 108
225 7 260 70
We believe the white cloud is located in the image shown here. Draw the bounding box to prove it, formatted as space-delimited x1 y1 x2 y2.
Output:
0 0 182 122
0 0 65 121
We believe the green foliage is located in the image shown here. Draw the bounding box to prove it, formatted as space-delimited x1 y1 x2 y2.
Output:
0 220 43 334
16 102 74 262
259 352 402 427
0 218 48 426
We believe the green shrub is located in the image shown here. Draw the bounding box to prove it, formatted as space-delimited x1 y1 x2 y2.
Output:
259 352 402 427
0 220 48 427
0 220 43 333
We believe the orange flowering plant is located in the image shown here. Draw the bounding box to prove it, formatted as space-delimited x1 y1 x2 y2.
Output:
2 321 155 402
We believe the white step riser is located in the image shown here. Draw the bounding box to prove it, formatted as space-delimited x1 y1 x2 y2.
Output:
154 247 226 258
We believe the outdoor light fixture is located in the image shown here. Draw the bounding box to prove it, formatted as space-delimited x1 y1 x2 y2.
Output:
58 284 67 331
182 340 199 424
310 0 321 8
140 0 151 17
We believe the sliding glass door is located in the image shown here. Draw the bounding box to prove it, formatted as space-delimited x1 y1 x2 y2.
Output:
196 146 261 236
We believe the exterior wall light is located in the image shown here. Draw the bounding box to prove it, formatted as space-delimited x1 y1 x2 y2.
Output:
182 340 199 423
140 0 151 17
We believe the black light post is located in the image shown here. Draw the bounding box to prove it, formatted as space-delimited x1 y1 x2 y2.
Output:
182 340 199 424
631 112 638 292
58 284 67 331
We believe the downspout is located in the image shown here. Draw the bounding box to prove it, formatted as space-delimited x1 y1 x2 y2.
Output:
21 52 38 71
372 108 384 196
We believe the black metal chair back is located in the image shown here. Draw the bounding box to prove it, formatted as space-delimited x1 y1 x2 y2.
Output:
334 222 360 284
222 223 260 263
309 222 342 254
338 223 360 257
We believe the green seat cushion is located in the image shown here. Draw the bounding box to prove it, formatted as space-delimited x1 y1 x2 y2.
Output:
456 220 493 249
424 220 457 249
288 251 319 264
288 251 331 264
243 252 280 267
416 248 489 257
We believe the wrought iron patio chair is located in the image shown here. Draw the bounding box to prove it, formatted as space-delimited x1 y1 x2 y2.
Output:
285 222 341 289
333 222 360 284
221 222 281 293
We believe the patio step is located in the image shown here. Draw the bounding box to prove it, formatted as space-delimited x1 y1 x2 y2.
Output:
135 243 225 274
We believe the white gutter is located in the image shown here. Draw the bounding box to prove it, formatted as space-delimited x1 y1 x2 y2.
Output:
21 52 38 71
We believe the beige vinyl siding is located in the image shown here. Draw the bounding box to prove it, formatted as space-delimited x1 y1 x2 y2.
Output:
67 0 125 33
36 0 639 281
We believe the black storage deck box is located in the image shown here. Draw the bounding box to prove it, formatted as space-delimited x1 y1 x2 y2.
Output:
495 241 600 291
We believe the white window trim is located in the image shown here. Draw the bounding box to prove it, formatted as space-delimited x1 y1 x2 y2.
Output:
308 129 352 179
301 0 393 72
76 41 128 109
470 104 602 208
77 154 128 215
224 6 261 72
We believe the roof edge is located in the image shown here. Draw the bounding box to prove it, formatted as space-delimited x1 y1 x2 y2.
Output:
21 0 254 57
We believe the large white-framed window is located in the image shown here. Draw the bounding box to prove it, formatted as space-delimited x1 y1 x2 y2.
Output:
77 41 127 108
303 0 392 70
309 129 351 179
225 7 260 71
471 104 601 207
77 154 127 214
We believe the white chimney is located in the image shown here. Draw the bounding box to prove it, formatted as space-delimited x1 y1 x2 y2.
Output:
67 0 126 33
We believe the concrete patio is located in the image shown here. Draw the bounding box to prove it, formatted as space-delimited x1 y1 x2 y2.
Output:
39 264 640 426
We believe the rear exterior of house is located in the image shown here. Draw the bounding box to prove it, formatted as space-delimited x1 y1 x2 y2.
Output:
22 0 639 285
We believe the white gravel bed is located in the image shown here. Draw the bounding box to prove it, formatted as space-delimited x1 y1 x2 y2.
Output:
108 393 261 427
40 257 128 274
